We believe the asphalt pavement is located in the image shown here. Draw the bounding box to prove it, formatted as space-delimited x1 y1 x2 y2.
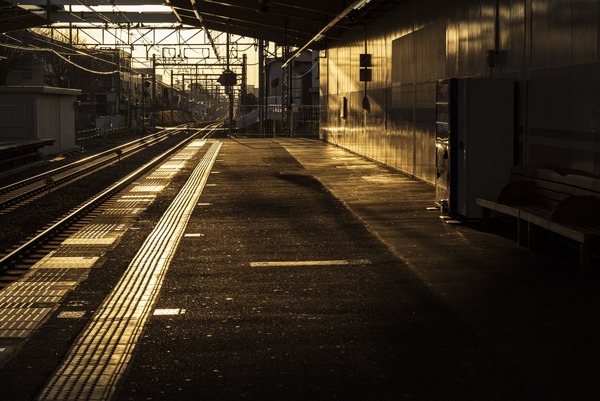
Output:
112 138 539 401
1 137 599 401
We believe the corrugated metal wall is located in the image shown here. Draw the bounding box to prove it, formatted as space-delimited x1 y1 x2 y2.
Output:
0 94 33 139
0 105 26 137
320 0 600 183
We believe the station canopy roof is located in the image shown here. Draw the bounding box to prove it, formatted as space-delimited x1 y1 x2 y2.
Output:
1 0 398 49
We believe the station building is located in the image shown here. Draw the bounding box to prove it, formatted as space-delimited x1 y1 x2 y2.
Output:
318 1 599 186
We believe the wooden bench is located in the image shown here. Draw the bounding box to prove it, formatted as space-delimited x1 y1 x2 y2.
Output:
476 165 600 272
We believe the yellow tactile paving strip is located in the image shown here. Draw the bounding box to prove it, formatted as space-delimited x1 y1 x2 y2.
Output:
37 141 221 401
0 141 208 342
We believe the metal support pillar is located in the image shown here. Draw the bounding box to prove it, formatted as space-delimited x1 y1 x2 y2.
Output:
151 54 157 129
226 25 234 135
282 46 290 136
170 70 174 124
181 74 185 115
141 74 146 133
258 40 265 136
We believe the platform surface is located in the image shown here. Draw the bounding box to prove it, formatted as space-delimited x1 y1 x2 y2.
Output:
0 138 598 401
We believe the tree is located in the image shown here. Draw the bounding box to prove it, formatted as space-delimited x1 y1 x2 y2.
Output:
241 92 257 105
0 28 87 86
0 31 35 85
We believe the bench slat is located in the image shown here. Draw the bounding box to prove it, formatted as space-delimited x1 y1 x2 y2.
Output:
476 165 600 272
562 174 600 193
476 198 520 217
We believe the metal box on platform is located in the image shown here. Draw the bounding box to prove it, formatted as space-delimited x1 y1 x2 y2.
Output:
435 78 515 219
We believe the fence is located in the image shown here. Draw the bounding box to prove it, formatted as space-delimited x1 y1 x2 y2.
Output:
236 105 320 137
75 126 130 143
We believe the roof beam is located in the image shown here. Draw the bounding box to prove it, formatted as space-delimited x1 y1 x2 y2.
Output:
283 0 373 67
6 0 166 5
53 11 179 24
188 0 220 62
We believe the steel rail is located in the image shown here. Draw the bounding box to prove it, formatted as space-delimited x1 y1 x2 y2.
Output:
0 123 221 275
0 125 191 210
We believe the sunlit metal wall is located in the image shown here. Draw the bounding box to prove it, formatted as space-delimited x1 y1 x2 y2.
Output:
320 0 600 182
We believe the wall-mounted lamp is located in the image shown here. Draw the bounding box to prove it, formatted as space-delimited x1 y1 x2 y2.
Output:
258 0 271 13
486 50 498 68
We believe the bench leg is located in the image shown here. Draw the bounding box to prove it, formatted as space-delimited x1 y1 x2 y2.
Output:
481 208 491 231
580 242 592 274
517 218 528 246
526 222 537 250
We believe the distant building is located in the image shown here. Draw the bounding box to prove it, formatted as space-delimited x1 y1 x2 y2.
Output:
265 50 318 106
0 86 80 155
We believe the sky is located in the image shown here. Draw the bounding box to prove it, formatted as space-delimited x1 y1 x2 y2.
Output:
62 12 262 88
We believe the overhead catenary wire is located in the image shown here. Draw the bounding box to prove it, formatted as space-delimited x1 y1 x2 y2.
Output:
292 60 318 79
0 18 252 82
0 41 119 75
0 31 152 76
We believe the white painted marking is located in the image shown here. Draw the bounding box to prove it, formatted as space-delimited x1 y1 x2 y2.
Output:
250 259 371 267
57 311 85 319
153 308 184 316
184 233 204 237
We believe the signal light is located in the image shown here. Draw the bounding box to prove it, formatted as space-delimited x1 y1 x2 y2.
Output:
217 70 237 86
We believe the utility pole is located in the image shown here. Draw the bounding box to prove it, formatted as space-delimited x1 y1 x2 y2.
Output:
142 74 147 133
181 74 185 115
68 23 73 88
241 53 247 98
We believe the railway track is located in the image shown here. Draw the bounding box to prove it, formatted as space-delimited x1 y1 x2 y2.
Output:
0 124 197 213
0 122 222 283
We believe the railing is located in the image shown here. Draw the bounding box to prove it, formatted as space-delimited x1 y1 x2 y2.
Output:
236 105 320 137
75 128 102 141
76 126 130 142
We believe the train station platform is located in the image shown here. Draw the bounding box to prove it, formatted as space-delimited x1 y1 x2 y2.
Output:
0 137 598 401
0 138 54 178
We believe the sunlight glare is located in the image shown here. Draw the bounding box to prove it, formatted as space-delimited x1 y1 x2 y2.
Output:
66 5 173 13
